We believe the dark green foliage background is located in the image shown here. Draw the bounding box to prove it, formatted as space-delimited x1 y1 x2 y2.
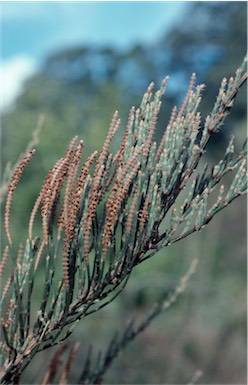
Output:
1 2 247 383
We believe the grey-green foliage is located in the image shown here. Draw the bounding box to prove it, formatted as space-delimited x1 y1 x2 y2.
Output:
0 57 247 384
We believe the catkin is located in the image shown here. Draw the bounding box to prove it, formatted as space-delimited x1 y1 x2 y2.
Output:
5 150 35 245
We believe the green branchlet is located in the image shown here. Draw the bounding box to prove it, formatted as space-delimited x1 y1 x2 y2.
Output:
0 57 247 384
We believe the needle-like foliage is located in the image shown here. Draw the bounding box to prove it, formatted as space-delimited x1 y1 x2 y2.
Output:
0 57 247 384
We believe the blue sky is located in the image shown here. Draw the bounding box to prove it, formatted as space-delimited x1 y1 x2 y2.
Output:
1 1 188 109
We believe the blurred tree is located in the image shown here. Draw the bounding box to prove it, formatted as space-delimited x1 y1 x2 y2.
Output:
2 2 246 158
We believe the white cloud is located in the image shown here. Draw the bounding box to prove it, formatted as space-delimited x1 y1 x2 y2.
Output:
1 56 37 111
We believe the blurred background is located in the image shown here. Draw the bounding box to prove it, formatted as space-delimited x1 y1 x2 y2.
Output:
1 1 247 384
